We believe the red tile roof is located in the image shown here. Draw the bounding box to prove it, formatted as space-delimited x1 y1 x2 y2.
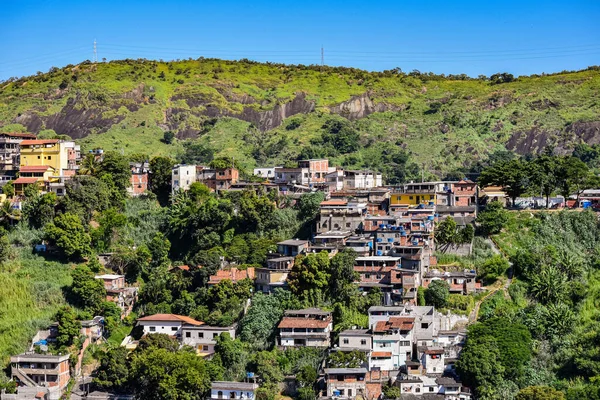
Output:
208 267 255 285
278 317 331 329
13 177 40 184
371 352 392 358
373 317 415 333
137 313 204 326
20 165 54 172
170 265 190 271
20 139 59 146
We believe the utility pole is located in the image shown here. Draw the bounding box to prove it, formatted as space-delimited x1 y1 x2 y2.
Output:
320 45 324 71
93 39 97 63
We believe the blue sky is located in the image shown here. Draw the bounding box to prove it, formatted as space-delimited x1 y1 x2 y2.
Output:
1 0 599 80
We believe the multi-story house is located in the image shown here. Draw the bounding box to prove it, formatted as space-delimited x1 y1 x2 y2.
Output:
253 167 278 179
317 200 368 233
0 132 36 183
128 161 149 196
278 308 332 348
136 314 204 337
181 324 236 356
277 239 309 256
9 353 70 400
210 382 259 400
19 139 79 176
171 164 197 192
297 159 332 184
274 166 310 186
197 166 239 191
255 255 294 293
344 236 373 256
342 170 383 190
338 329 372 353
354 256 402 298
95 274 138 317
323 368 367 399
371 317 415 370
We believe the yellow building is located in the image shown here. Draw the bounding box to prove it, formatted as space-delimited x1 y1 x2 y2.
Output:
19 165 57 182
390 192 437 206
20 139 64 171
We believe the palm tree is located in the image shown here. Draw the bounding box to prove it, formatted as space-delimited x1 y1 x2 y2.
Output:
79 153 99 175
0 200 20 228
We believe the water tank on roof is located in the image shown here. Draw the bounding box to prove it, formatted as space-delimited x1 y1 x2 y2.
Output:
401 232 407 237
428 216 434 221
429 202 434 206
388 238 394 242
376 250 383 256
376 238 383 243
379 224 386 229
412 240 419 246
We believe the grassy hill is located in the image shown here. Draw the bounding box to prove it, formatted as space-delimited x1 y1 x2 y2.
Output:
1 59 599 176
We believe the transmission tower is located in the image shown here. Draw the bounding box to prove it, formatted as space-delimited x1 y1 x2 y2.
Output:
93 39 97 63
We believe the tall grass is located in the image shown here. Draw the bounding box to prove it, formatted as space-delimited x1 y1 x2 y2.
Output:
0 249 71 368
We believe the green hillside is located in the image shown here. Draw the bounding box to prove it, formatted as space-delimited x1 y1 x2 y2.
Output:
1 59 599 177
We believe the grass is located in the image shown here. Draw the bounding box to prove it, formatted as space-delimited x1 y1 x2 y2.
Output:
0 248 72 368
107 324 132 347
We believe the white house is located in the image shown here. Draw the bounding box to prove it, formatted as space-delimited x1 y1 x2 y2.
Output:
210 381 258 399
136 314 203 337
181 324 236 356
172 165 197 193
253 167 278 179
370 316 415 370
343 170 383 189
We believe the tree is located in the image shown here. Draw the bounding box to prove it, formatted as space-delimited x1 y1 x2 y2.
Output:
532 155 560 208
529 265 568 304
479 159 532 206
0 200 20 229
130 348 211 400
55 306 80 348
479 255 509 283
136 333 181 352
44 212 91 260
436 216 458 250
456 335 505 392
478 201 509 235
179 142 214 165
329 249 359 305
425 280 449 308
149 156 175 206
320 119 360 154
94 347 130 390
516 386 565 400
79 153 100 175
382 385 401 399
63 175 114 222
254 350 284 384
214 332 249 381
287 252 331 305
96 151 131 195
417 287 426 306
70 264 106 313
558 157 597 206
2 181 14 198
162 131 175 144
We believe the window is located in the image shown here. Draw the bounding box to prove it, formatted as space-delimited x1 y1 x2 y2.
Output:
338 375 345 382
149 326 156 332
199 332 204 338
365 274 371 279
348 389 352 396
230 392 235 399
416 388 421 393
171 327 178 331
429 387 434 392
203 345 209 351
421 323 428 329
38 156 41 159
361 339 367 345
185 332 191 338
399 341 410 346
213 333 218 338
217 391 223 399
430 195 434 199
376 274 382 279
409 196 413 200
433 367 437 372
343 338 349 345
48 156 51 160
346 222 351 228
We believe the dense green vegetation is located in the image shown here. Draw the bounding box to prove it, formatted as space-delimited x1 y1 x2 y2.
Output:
456 209 600 399
1 60 600 177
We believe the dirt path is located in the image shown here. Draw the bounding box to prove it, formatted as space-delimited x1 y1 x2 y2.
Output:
468 238 513 323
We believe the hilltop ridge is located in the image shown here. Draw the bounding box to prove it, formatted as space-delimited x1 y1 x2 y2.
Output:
1 58 599 176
